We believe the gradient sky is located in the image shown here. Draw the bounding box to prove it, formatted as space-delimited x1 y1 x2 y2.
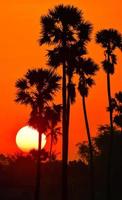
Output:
0 0 122 160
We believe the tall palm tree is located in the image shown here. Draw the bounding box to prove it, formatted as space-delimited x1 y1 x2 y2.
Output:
45 104 62 161
47 22 93 140
96 29 122 200
40 5 82 199
66 20 93 154
15 68 60 200
77 58 98 200
62 21 96 200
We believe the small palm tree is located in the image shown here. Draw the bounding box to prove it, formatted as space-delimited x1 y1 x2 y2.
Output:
45 104 62 161
77 58 98 200
96 28 122 200
15 68 60 200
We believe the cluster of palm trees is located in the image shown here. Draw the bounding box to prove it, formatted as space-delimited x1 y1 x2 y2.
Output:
15 4 122 200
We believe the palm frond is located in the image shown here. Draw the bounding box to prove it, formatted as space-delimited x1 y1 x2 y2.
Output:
102 60 114 74
96 29 122 50
45 104 62 126
47 47 63 68
115 91 122 103
114 114 122 128
81 58 99 75
86 77 95 87
15 91 34 105
78 21 92 42
40 15 55 45
49 4 81 27
15 78 28 90
111 54 117 64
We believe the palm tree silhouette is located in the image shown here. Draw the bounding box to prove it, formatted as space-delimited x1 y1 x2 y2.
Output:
96 29 122 200
45 104 62 161
15 68 60 200
66 20 94 174
40 4 82 199
77 58 98 200
62 18 97 200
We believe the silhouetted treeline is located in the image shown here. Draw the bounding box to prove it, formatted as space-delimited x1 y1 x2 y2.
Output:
0 126 122 200
0 154 87 200
77 125 122 200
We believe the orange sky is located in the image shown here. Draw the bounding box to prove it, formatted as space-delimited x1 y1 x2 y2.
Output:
0 0 122 160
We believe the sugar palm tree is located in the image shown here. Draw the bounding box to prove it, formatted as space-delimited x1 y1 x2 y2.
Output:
40 5 83 199
66 19 93 144
96 29 122 200
15 68 60 200
45 104 62 161
77 58 98 200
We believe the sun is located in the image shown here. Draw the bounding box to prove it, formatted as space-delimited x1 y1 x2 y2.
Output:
16 126 46 152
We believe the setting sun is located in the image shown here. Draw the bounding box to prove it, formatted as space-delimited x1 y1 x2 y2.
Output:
16 126 46 152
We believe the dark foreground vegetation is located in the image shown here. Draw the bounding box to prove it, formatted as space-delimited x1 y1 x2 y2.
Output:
0 126 122 200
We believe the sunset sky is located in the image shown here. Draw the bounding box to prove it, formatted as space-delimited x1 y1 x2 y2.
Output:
0 0 122 160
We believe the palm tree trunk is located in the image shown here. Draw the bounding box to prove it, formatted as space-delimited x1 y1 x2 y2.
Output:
106 70 114 200
82 95 95 200
62 60 68 200
66 75 71 149
34 132 42 200
49 134 53 162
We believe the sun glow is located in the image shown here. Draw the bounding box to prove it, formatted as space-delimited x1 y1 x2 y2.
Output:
16 126 46 152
